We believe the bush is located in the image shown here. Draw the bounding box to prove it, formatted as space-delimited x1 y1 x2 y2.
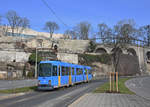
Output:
28 53 42 65
27 71 34 78
87 41 97 52
79 53 111 65
99 54 112 64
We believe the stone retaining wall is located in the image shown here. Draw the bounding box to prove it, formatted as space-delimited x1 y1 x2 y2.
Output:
0 51 31 62
0 71 7 79
58 40 90 53
57 53 78 64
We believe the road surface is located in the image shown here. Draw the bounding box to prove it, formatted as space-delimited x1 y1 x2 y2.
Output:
125 76 150 100
0 79 107 107
0 79 37 90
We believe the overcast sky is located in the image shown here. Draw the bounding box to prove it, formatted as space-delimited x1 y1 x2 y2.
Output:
0 0 150 33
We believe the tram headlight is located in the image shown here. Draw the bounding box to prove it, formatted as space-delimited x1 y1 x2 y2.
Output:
38 80 40 86
49 80 51 85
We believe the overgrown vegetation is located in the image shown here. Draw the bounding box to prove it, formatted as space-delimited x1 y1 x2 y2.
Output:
87 41 97 52
93 78 135 94
28 53 42 65
27 71 34 78
0 86 37 94
79 53 111 66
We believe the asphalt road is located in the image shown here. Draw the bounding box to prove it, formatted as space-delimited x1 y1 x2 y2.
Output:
0 79 107 107
125 76 150 100
0 79 37 90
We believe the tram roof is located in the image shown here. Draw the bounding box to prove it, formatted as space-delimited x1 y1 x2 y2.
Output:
39 60 91 69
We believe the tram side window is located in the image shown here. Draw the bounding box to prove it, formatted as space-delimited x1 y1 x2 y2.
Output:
68 67 71 75
72 68 74 75
84 69 87 75
62 66 66 76
76 68 83 75
79 68 83 75
58 66 61 76
52 66 57 76
66 67 69 75
76 68 79 75
88 69 92 74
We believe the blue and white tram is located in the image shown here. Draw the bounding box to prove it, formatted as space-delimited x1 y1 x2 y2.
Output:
38 61 92 90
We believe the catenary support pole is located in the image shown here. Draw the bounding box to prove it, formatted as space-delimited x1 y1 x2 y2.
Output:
110 72 111 92
113 72 114 91
35 47 37 78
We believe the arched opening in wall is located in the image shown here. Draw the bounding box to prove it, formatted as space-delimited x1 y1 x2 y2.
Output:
146 52 150 72
54 45 58 52
146 51 150 60
95 48 107 54
111 47 123 54
127 48 137 56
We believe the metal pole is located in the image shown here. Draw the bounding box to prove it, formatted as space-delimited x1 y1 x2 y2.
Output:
109 72 111 92
138 46 142 73
113 72 114 91
15 37 17 62
35 47 37 78
116 72 118 92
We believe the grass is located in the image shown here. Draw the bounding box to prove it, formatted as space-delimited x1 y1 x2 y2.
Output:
0 86 37 94
93 78 135 94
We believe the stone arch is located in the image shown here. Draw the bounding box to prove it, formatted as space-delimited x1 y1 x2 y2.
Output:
54 44 58 51
146 51 150 60
111 47 123 53
127 48 137 56
95 48 107 54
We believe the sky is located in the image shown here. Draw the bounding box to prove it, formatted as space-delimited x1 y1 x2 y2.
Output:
0 0 150 33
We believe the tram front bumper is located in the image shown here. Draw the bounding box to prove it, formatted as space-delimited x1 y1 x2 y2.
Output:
38 84 54 90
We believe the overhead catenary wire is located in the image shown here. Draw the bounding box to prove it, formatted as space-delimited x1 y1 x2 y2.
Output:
41 0 71 29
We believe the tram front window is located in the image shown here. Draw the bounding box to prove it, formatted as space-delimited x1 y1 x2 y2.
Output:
38 63 52 77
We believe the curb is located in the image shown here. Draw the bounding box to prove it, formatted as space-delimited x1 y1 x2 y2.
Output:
68 93 89 107
0 93 25 100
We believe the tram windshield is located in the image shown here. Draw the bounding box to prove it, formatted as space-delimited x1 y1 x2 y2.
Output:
38 63 52 77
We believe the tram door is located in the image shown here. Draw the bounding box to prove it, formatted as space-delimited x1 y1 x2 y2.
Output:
86 69 88 81
69 67 72 85
58 66 61 87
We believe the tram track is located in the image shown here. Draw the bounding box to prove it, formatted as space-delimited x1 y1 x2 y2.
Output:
0 79 107 107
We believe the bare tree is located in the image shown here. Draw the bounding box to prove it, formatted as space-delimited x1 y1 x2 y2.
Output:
111 20 135 73
1 24 9 36
105 28 113 44
0 16 9 36
63 30 71 39
6 10 30 36
6 10 21 36
75 21 91 40
97 23 109 43
111 40 127 73
139 25 150 46
63 29 78 40
44 21 59 38
16 17 30 36
90 33 97 43
113 19 137 43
